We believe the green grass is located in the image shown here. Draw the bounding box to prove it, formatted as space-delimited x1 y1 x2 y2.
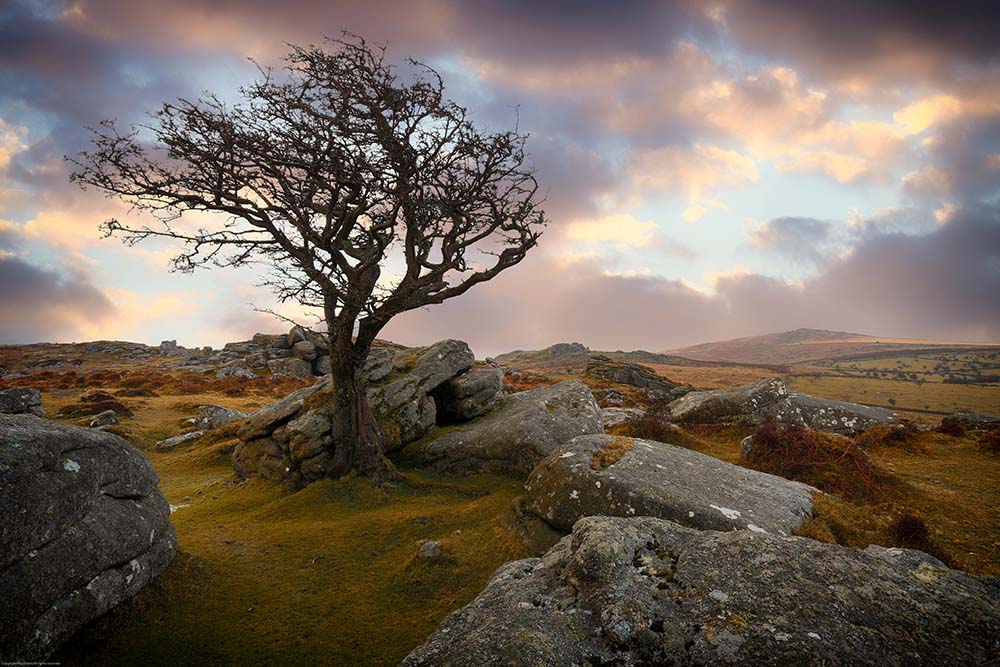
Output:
787 373 1000 420
59 449 526 666
37 373 528 667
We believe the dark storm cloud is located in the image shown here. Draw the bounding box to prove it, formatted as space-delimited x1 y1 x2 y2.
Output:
445 0 707 66
720 0 1000 85
526 136 621 222
0 221 21 250
0 1 221 194
747 217 833 265
905 114 1000 202
0 253 116 343
385 204 1000 353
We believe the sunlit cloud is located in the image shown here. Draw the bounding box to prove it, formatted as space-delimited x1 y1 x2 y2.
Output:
628 143 758 205
564 213 657 248
0 118 28 170
894 94 964 135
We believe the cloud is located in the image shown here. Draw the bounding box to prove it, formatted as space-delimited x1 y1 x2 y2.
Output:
747 217 834 265
565 213 656 248
0 253 116 343
681 206 706 223
0 219 22 250
628 143 758 205
911 115 1000 201
717 0 1000 88
894 94 964 135
2 0 998 352
0 118 27 170
678 66 909 183
384 204 1000 353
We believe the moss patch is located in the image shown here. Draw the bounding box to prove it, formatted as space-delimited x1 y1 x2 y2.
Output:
591 436 635 470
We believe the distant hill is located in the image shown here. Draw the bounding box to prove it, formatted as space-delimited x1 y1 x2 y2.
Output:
670 328 1000 365
493 342 778 371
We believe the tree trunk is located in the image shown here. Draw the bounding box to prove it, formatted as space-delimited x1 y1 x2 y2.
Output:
326 331 397 481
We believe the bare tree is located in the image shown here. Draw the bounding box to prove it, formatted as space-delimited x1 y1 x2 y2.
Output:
70 35 545 480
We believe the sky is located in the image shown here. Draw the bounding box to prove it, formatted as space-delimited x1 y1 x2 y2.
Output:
2 0 1000 355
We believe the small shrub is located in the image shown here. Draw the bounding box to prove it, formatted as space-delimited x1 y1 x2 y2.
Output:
115 388 159 397
81 391 117 403
937 417 966 438
976 429 1000 454
854 421 925 453
886 513 952 565
503 371 554 393
744 417 897 503
58 398 134 419
888 513 929 547
617 412 679 443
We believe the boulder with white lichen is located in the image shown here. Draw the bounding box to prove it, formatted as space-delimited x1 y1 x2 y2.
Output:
402 515 1000 667
521 434 816 536
0 414 176 661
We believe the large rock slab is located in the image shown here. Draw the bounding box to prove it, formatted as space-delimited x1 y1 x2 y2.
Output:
524 434 814 535
190 405 247 430
267 357 313 379
0 414 177 661
666 377 795 425
601 406 645 428
667 378 897 434
407 380 603 477
788 393 897 434
366 339 476 448
431 367 504 422
233 340 475 487
0 387 45 416
402 515 1000 667
944 412 1000 431
586 355 690 399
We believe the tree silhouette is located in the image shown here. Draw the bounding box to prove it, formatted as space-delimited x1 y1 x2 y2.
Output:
70 35 545 479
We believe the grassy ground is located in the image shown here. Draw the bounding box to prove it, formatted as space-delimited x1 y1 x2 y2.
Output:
23 366 526 667
786 373 1000 420
58 434 525 666
6 344 997 665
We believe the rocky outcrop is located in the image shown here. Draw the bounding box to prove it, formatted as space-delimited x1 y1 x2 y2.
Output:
405 380 603 477
431 368 504 422
365 340 478 447
943 412 1000 431
232 340 479 487
667 378 794 425
210 326 332 377
402 515 1000 667
523 434 814 536
267 357 313 379
89 409 119 428
190 405 247 430
586 355 690 400
593 387 624 406
787 393 898 434
667 378 897 434
601 407 645 428
215 359 256 379
0 414 176 661
0 387 44 416
156 431 203 449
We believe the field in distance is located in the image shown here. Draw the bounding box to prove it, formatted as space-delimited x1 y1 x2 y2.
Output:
670 327 1000 366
